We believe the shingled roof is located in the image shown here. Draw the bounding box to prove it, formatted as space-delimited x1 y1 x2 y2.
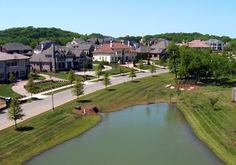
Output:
0 52 30 61
93 42 136 54
2 42 32 51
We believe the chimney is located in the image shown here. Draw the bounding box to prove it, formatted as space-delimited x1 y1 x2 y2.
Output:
41 44 44 51
128 41 130 47
110 40 113 48
51 44 56 71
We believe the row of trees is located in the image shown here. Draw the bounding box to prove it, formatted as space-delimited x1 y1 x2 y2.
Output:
8 65 148 130
0 27 108 48
168 43 236 83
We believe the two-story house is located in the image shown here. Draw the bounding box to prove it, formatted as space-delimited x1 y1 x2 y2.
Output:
93 41 137 64
1 42 33 56
0 52 30 81
30 45 92 72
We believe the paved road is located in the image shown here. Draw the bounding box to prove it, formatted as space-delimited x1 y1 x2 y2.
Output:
0 69 169 130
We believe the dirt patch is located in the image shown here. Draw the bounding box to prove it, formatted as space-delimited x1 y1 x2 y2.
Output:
73 105 100 116
165 83 200 91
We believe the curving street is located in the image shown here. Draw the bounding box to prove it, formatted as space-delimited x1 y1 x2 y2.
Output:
0 69 169 130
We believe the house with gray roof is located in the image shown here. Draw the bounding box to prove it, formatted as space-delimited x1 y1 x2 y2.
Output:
149 39 170 60
0 52 30 81
30 45 92 72
1 42 33 56
34 40 59 54
206 39 225 51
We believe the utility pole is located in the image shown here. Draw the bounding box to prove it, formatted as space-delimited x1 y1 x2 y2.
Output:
51 91 54 110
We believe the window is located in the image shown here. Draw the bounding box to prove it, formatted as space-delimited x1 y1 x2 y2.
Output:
0 72 4 78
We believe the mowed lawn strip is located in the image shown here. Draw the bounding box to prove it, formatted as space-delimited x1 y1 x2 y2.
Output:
0 83 21 98
0 73 236 165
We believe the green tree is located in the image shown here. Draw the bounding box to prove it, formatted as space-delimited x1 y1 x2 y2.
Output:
8 99 24 130
48 71 53 80
209 97 219 111
150 65 156 76
168 43 180 79
8 73 15 83
72 78 84 101
95 63 103 78
129 68 136 81
25 76 37 98
103 72 111 89
67 70 75 83
139 60 144 69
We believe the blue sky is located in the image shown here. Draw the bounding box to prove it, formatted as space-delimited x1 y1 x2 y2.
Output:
0 0 235 38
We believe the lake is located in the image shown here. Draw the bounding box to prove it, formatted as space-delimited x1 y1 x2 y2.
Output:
26 103 223 165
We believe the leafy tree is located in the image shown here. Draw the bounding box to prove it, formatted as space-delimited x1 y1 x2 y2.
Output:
25 76 37 98
8 73 15 83
95 63 103 78
168 43 180 79
129 68 136 81
48 71 53 80
103 72 111 89
8 99 24 130
209 97 219 110
67 70 75 83
139 60 144 69
72 78 84 101
150 65 156 76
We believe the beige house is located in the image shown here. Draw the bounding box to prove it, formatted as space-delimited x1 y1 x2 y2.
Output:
0 52 30 81
93 41 137 63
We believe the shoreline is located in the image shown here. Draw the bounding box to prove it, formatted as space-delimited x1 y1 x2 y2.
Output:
0 73 235 165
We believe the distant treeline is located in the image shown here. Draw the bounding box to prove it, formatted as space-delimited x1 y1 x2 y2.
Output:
0 26 235 48
0 26 108 48
119 32 233 43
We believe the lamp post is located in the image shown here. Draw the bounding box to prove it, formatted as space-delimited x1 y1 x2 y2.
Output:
52 91 54 110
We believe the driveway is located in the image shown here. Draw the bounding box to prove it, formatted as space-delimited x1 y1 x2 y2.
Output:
12 73 65 96
0 69 169 130
75 65 112 76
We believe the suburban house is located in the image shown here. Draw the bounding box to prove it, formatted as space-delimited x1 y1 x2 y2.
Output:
0 42 33 56
66 42 95 57
136 46 151 60
177 40 210 49
149 39 170 60
0 52 30 81
34 40 59 54
30 45 92 72
93 41 137 63
206 39 224 51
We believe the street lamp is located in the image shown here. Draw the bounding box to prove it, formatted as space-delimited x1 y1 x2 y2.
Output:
51 91 54 110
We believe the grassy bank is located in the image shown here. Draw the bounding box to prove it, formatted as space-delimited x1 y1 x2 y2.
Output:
0 73 236 164
0 83 21 98
177 82 236 164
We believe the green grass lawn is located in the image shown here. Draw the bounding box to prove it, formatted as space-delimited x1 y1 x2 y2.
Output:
33 81 70 93
43 71 95 81
137 64 158 70
102 64 130 75
0 73 236 164
0 83 21 98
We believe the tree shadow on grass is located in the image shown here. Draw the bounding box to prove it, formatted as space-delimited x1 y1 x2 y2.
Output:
131 80 140 83
213 107 222 112
78 99 92 103
107 88 116 92
16 126 34 132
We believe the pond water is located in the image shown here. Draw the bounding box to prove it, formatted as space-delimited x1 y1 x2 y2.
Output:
26 103 223 165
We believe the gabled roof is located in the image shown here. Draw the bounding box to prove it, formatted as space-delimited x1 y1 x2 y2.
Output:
188 40 210 48
136 46 151 53
3 42 32 51
0 52 30 61
93 42 136 54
